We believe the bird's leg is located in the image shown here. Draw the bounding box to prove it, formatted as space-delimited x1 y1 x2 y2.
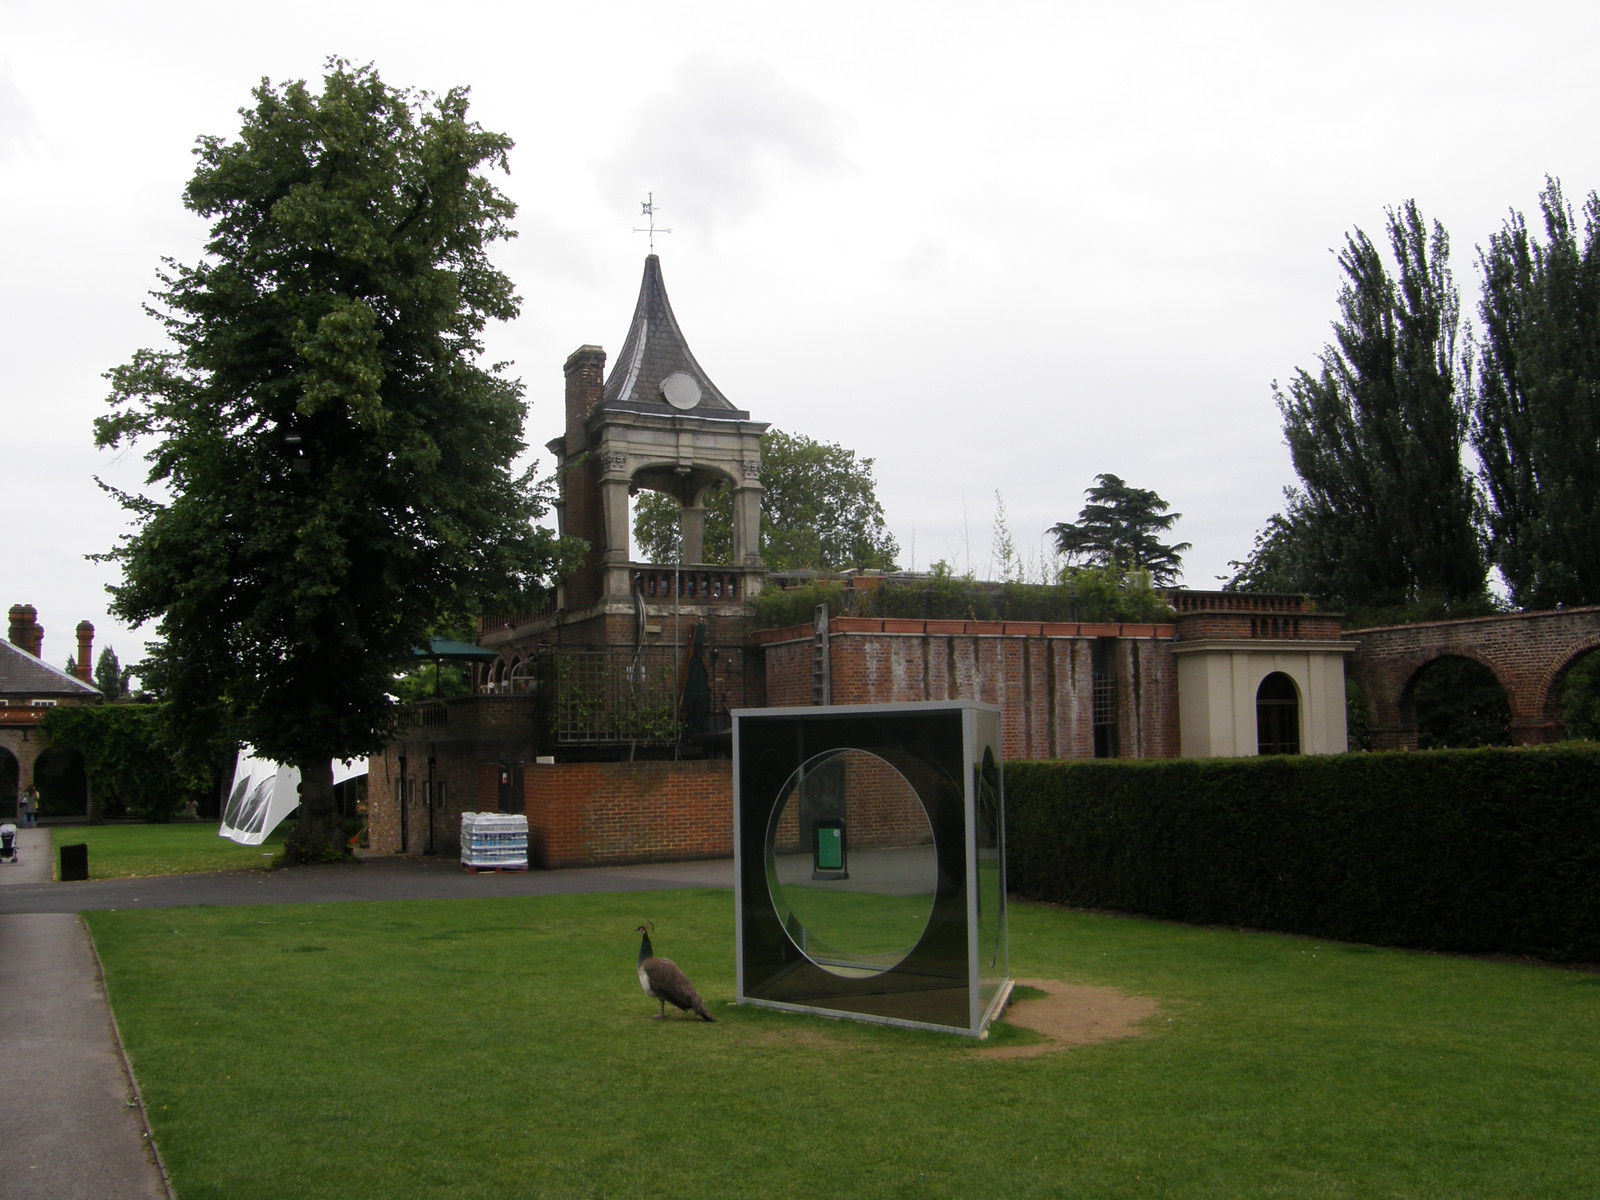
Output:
655 999 667 1019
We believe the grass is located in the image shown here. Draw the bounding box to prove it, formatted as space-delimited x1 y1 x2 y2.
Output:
87 891 1600 1200
51 822 286 879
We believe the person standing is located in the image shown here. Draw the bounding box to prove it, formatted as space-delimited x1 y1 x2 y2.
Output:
20 783 38 828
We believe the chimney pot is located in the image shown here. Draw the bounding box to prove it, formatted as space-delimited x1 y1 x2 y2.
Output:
8 604 42 657
76 621 95 684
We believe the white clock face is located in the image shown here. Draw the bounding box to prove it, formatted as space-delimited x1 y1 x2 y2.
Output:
661 371 703 410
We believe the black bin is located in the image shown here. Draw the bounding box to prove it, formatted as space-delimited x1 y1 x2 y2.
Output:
59 842 88 882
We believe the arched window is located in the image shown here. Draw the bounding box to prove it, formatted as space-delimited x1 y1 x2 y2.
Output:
1256 672 1301 755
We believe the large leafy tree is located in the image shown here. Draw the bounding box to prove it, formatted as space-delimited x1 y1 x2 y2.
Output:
1049 473 1190 587
633 428 899 571
1247 201 1486 614
96 62 569 861
1471 178 1600 608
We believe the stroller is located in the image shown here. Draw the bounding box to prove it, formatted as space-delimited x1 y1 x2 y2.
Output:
0 823 16 864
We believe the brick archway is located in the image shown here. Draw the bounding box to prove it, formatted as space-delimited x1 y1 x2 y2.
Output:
1345 607 1600 749
0 744 16 817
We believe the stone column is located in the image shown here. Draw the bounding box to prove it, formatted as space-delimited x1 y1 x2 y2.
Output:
594 446 632 564
732 484 763 567
680 504 706 565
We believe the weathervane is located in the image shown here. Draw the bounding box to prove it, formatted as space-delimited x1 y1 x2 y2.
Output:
634 192 672 252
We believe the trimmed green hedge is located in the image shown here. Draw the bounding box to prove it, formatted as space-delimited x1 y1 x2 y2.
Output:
1004 746 1600 963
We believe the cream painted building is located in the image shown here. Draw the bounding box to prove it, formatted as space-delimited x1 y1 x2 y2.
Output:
1168 593 1353 758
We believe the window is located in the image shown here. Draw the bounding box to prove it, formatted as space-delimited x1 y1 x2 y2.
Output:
1092 639 1118 758
1256 672 1301 755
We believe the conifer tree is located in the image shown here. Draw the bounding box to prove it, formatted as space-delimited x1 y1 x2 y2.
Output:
1049 473 1190 587
1471 178 1600 608
1267 201 1486 614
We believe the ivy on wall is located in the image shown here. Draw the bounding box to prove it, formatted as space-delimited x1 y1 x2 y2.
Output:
37 704 194 821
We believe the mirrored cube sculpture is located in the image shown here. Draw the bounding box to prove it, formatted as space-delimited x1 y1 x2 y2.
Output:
733 701 1011 1036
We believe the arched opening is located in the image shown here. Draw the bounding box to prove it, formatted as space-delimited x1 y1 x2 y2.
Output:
630 466 737 567
0 747 17 819
1555 646 1600 740
1256 671 1301 755
1409 656 1511 749
33 744 90 821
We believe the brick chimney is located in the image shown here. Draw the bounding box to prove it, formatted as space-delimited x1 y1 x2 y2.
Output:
563 344 606 453
76 621 95 683
8 604 43 657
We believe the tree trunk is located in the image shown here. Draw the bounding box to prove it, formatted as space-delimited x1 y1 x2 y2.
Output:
286 756 346 864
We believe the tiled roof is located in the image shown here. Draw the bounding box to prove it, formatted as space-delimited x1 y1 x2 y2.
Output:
0 639 103 700
599 255 750 421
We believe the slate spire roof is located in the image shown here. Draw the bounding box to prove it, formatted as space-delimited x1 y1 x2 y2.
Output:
0 638 102 699
599 255 749 420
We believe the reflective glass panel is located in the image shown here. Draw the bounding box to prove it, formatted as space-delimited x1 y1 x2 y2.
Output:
766 748 939 978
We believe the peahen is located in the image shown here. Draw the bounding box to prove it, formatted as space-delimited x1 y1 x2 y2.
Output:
636 923 715 1022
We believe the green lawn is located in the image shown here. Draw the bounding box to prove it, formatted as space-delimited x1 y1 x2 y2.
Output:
87 891 1600 1200
53 822 286 879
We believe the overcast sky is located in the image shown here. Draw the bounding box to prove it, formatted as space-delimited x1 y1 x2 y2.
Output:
4 0 1596 670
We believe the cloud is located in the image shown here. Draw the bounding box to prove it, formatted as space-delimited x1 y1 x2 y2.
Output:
0 57 43 161
593 52 850 239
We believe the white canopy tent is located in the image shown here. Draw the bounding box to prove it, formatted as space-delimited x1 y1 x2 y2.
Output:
220 750 365 845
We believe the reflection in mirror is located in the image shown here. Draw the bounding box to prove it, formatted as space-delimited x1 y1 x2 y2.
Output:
765 748 938 978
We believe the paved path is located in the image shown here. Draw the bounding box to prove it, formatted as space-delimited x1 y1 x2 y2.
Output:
0 827 733 1199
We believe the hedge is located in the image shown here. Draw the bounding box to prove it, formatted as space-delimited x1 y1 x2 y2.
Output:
1004 745 1600 963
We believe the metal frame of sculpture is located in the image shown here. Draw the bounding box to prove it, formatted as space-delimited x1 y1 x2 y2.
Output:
733 700 1011 1037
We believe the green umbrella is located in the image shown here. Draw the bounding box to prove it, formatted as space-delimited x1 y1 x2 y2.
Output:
417 638 498 661
414 638 498 695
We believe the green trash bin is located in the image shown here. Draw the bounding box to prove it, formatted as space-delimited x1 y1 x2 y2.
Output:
59 842 88 882
811 819 847 881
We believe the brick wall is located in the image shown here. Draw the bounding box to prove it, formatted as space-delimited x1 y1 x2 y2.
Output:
770 750 932 853
524 759 732 867
367 696 539 856
1345 606 1600 748
759 619 1181 761
764 631 816 706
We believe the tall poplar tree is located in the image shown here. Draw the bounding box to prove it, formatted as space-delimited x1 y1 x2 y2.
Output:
96 62 570 861
1270 201 1486 614
1471 178 1600 608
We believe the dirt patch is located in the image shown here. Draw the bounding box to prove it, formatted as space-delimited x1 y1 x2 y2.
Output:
980 978 1163 1059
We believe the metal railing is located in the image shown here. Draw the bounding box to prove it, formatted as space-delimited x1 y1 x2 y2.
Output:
541 644 748 746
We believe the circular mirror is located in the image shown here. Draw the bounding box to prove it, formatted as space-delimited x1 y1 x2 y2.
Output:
764 748 939 978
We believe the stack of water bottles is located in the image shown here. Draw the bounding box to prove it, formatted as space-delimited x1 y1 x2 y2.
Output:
459 811 529 872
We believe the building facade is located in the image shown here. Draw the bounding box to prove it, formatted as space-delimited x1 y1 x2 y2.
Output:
367 257 1352 864
0 604 104 821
